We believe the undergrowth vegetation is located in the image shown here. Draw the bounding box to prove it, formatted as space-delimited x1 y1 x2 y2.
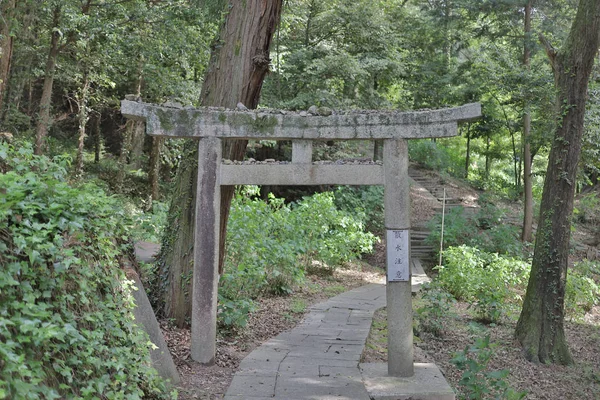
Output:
421 193 600 324
434 245 600 324
218 186 377 329
0 143 173 399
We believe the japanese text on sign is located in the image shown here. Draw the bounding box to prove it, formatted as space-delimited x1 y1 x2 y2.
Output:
386 229 410 282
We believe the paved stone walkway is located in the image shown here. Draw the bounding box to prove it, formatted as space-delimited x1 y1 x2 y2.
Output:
224 283 386 400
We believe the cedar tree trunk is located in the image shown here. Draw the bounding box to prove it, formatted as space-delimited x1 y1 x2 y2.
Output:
34 6 61 155
148 136 162 206
155 0 282 326
74 70 90 177
522 0 534 242
515 0 600 364
0 0 16 114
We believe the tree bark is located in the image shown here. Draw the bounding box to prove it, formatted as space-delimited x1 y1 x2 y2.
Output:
75 70 90 177
464 123 471 179
0 0 16 114
92 112 101 163
155 0 283 326
515 0 600 365
34 6 61 155
148 136 162 206
522 0 534 242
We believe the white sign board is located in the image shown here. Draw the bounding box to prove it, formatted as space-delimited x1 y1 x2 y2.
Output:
386 229 410 282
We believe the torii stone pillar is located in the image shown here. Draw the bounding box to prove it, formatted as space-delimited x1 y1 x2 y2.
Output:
384 138 413 376
121 100 481 376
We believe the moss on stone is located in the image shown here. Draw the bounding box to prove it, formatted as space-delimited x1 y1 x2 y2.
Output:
155 109 174 131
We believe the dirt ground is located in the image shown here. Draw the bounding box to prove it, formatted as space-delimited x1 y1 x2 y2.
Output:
362 304 600 400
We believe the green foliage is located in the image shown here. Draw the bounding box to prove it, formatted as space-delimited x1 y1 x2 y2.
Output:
289 299 307 314
409 139 458 174
218 187 377 329
428 203 525 259
451 334 527 400
333 185 384 233
573 193 600 224
438 245 599 323
0 143 173 399
436 246 530 323
128 201 169 243
565 260 600 320
427 208 477 250
414 283 456 337
217 295 256 330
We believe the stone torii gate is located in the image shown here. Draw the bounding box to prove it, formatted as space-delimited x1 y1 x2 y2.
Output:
122 100 481 378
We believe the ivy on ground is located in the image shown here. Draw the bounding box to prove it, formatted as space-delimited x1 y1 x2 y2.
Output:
0 143 174 399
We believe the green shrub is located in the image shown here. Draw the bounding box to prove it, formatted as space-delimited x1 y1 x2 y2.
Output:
566 260 600 320
334 185 384 233
409 139 453 173
219 187 377 329
574 193 600 224
451 334 527 400
428 203 525 259
427 208 477 249
414 283 456 337
0 143 173 399
128 201 169 243
437 246 530 323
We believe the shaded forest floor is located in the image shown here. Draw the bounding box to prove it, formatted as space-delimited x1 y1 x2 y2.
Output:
161 165 600 399
362 305 600 400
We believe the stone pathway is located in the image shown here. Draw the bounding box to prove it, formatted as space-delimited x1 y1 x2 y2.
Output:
224 283 386 400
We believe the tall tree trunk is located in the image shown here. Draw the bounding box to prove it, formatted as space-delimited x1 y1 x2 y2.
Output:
92 112 101 163
34 6 61 155
155 0 283 326
75 70 90 177
464 123 471 179
129 124 145 169
522 0 534 242
373 140 383 161
0 0 16 114
117 64 144 190
116 120 144 191
515 0 600 365
510 131 519 187
485 135 491 179
148 136 162 207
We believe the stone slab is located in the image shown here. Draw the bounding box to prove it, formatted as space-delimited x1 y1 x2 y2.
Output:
126 270 180 384
360 363 455 400
121 100 481 140
221 164 384 185
226 373 277 397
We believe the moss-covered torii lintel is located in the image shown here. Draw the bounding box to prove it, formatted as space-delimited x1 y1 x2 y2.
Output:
120 99 481 378
121 100 481 140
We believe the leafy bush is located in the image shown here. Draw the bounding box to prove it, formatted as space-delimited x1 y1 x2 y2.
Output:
219 187 377 329
128 201 169 243
451 334 527 400
436 246 530 323
409 139 454 173
566 260 600 320
427 208 477 249
0 143 173 399
574 193 600 224
414 282 456 337
428 203 525 259
334 185 384 233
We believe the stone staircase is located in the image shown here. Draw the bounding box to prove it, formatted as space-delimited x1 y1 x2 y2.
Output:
408 167 478 262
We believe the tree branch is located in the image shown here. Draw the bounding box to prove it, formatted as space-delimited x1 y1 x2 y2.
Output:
539 33 557 71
